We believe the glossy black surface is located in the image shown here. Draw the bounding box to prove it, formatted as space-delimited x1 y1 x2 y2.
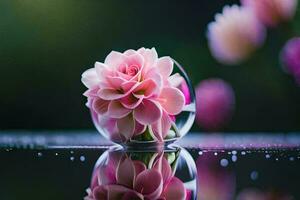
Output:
0 133 299 200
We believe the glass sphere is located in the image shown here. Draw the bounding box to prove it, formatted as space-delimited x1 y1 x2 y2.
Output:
85 147 197 200
91 58 195 146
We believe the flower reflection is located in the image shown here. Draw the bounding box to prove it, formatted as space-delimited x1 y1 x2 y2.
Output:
85 147 197 200
196 152 236 200
237 188 294 200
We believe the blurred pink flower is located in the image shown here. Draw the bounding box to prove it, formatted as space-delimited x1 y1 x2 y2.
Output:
236 188 266 200
195 79 235 131
281 37 300 85
207 5 266 65
86 152 186 200
237 188 294 200
242 0 298 27
82 48 185 142
197 153 236 200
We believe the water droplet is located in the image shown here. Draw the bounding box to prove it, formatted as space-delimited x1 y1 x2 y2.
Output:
250 171 258 180
275 158 279 161
214 152 218 156
198 151 203 155
265 154 270 159
55 153 58 156
289 157 294 161
241 151 246 155
37 152 42 157
70 151 74 154
232 155 237 162
80 155 85 162
220 159 229 167
70 156 75 161
232 150 237 155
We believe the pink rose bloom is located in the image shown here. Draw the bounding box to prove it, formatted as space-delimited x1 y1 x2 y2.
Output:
82 48 185 142
85 151 187 200
281 37 300 85
242 0 298 27
195 79 235 131
207 5 266 65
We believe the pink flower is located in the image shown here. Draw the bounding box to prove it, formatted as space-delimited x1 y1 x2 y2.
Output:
197 153 236 200
280 37 300 85
207 5 266 65
195 79 235 131
242 0 298 27
82 48 185 142
236 188 294 200
86 151 187 200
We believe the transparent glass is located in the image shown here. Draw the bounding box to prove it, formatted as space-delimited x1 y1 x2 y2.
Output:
85 147 197 200
91 59 196 146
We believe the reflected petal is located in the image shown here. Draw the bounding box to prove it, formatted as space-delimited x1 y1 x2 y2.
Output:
162 177 186 200
134 169 163 200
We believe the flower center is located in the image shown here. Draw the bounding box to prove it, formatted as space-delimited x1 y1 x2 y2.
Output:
126 65 139 76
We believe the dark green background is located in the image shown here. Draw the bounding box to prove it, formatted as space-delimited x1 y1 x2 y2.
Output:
1 0 300 131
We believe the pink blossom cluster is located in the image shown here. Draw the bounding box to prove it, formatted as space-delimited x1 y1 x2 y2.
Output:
242 0 298 27
82 48 185 142
207 0 297 65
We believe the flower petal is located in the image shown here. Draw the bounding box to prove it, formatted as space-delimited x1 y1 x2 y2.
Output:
168 73 184 88
116 114 135 141
156 56 173 78
134 169 163 200
134 100 162 125
159 87 185 115
126 53 144 69
121 94 143 109
83 87 99 98
151 111 172 140
122 191 144 200
106 76 126 89
124 49 137 56
116 157 135 188
93 186 108 200
143 68 163 94
134 120 147 136
138 47 158 69
92 98 109 115
95 62 109 79
133 160 147 176
98 88 125 100
81 68 99 88
162 177 186 200
108 101 131 118
133 79 157 98
121 81 139 93
106 185 135 199
152 153 172 184
104 51 126 68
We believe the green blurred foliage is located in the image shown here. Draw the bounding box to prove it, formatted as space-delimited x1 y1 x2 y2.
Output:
0 0 299 131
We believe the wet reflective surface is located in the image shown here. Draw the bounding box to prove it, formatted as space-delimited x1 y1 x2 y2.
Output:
0 133 300 200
